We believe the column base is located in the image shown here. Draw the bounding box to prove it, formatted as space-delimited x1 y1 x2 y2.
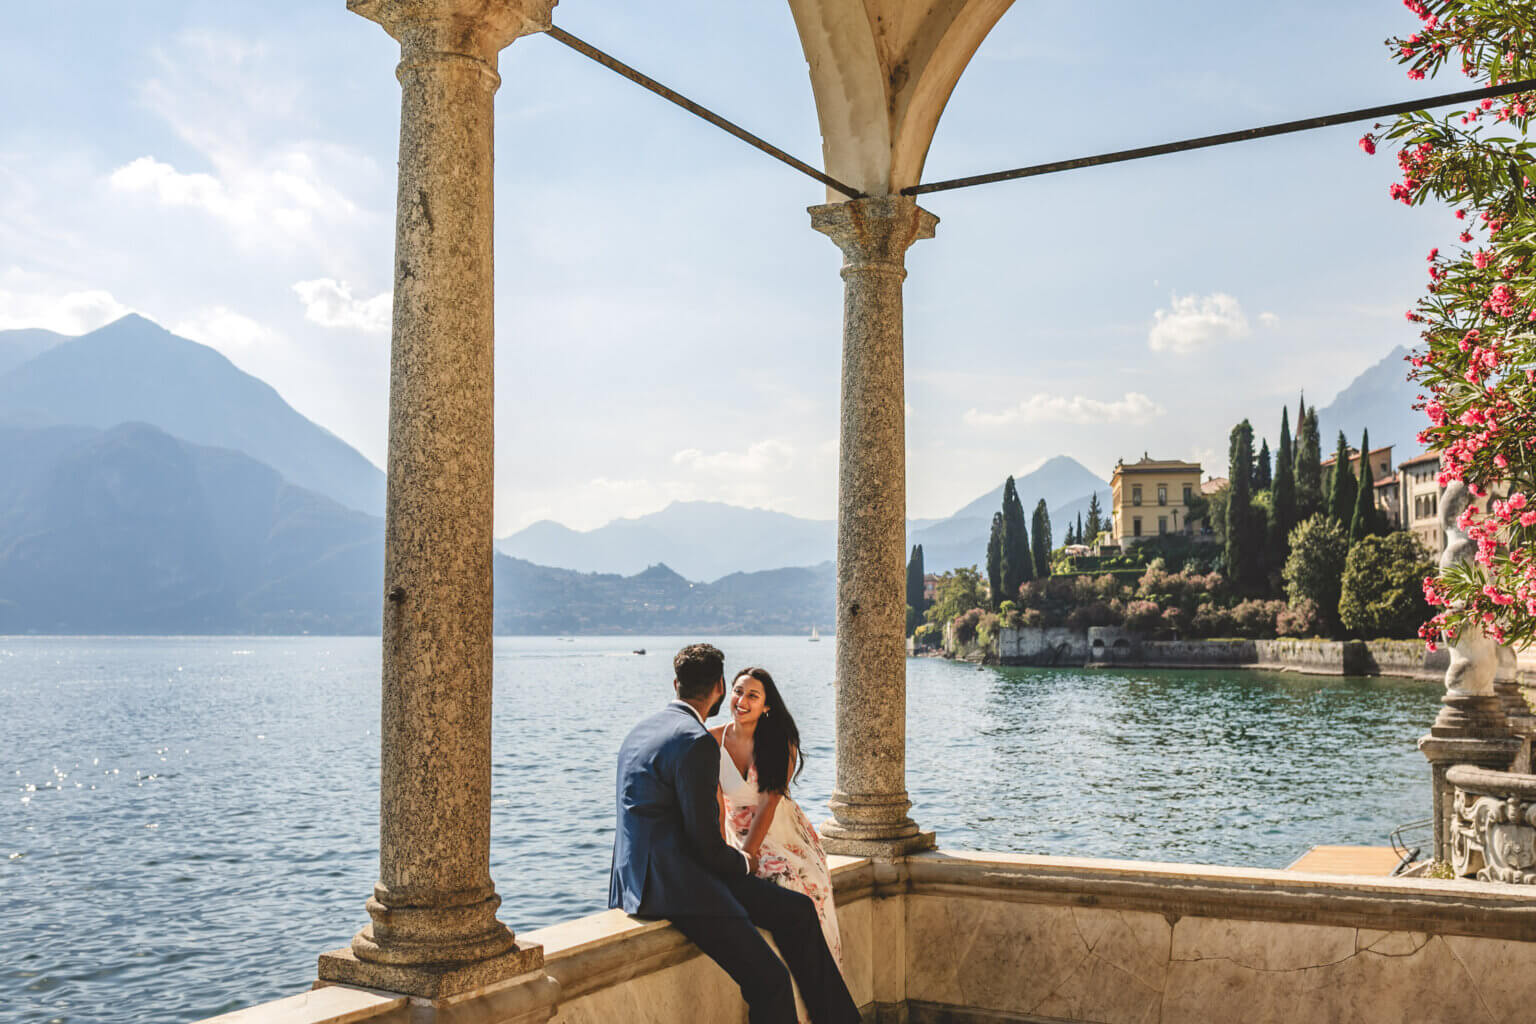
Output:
318 941 544 999
1429 693 1509 739
821 825 936 860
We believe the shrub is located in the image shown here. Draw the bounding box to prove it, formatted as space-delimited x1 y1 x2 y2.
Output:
1283 515 1349 634
1339 534 1436 639
1065 600 1123 631
1275 599 1322 638
998 600 1017 615
975 612 1002 648
913 622 942 648
1162 606 1186 636
952 608 984 645
1230 598 1286 639
1123 599 1163 633
1191 602 1235 638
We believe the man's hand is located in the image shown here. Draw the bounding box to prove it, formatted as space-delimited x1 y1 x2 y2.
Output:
747 851 760 875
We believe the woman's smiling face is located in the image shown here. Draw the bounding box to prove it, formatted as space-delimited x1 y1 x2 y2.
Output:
730 673 769 726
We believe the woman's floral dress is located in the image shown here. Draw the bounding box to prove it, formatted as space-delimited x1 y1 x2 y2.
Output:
716 733 843 982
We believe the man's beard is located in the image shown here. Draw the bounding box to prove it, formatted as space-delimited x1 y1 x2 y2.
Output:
706 692 725 718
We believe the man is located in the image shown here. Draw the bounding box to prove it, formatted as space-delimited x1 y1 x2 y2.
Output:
609 643 859 1024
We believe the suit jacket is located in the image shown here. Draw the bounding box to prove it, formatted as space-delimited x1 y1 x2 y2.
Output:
609 701 750 918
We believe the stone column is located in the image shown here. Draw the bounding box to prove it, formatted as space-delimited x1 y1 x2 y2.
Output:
810 195 936 858
318 0 555 1001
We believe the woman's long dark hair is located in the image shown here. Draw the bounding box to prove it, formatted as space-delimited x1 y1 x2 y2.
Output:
735 667 803 795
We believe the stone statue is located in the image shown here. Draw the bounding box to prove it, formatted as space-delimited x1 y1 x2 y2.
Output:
1439 481 1500 702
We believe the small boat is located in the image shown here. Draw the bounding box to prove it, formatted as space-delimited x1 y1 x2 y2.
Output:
808 626 820 642
632 648 646 655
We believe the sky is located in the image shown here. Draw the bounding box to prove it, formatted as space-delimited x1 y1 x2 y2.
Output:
0 1 1450 533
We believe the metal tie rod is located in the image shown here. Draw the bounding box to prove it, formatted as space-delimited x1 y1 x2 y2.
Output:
542 25 866 200
904 77 1536 196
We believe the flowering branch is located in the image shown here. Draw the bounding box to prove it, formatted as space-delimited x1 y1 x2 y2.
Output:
1366 0 1536 650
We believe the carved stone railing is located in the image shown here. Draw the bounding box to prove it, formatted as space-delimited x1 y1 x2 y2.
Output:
1446 764 1536 884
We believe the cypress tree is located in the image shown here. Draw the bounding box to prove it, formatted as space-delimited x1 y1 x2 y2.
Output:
1329 431 1357 527
1256 438 1272 490
1031 499 1052 578
905 544 926 632
1000 476 1032 602
1075 511 1085 547
1351 428 1377 544
1086 493 1103 543
985 514 1004 610
1271 405 1297 561
1226 419 1256 589
1295 398 1323 519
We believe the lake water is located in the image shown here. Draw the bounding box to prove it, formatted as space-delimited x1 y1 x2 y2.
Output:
1 636 1441 1024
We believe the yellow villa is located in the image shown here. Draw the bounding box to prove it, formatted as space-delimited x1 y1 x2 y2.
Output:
1109 454 1204 545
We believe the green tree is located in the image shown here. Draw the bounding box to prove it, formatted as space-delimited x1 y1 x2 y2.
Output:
1294 397 1323 519
985 513 1003 611
1339 533 1435 639
905 544 926 634
1283 514 1350 634
1255 438 1272 490
926 566 987 626
1328 430 1357 528
1030 499 1052 578
1270 404 1297 562
1075 511 1085 546
1000 476 1032 601
1085 493 1103 543
1226 419 1259 589
1350 428 1379 544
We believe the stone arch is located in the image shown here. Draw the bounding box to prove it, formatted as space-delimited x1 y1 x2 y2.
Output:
787 0 1015 197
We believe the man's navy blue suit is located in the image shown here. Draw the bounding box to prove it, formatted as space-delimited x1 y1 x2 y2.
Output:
610 700 859 1024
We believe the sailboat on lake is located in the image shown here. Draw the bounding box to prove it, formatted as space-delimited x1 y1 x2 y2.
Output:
808 625 820 642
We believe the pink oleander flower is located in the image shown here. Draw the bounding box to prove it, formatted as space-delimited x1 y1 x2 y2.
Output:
1359 135 1377 155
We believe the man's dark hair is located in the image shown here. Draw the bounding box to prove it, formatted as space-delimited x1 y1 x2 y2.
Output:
673 643 725 700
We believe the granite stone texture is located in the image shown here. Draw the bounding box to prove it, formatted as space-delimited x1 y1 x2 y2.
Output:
810 195 937 857
320 0 555 997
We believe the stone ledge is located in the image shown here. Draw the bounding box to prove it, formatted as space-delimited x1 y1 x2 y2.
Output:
521 856 877 1002
906 850 1536 942
197 985 407 1024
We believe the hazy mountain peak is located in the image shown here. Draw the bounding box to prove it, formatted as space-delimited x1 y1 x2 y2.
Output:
0 315 385 516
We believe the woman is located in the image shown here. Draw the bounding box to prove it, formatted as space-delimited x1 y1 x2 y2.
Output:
710 667 843 975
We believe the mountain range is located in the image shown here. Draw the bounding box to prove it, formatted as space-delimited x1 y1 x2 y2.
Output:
0 315 385 516
0 313 1421 631
496 456 1113 578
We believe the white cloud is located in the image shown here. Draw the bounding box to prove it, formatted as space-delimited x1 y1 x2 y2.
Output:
0 271 135 334
964 392 1163 427
1148 292 1251 353
1258 311 1280 328
292 279 391 333
105 30 377 257
171 307 281 351
672 440 797 476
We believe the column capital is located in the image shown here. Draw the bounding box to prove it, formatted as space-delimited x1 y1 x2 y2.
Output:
809 195 937 270
349 0 556 65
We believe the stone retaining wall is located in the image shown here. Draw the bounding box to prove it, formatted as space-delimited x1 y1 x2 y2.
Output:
983 629 1447 681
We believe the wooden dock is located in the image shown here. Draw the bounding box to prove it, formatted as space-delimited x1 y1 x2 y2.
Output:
1286 845 1405 876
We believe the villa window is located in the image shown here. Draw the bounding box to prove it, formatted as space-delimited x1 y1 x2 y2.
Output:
1158 516 1168 534
1182 484 1193 504
1157 485 1167 506
1132 485 1142 506
1133 517 1142 537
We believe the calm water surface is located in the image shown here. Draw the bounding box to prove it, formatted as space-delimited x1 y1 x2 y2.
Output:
1 636 1441 1023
